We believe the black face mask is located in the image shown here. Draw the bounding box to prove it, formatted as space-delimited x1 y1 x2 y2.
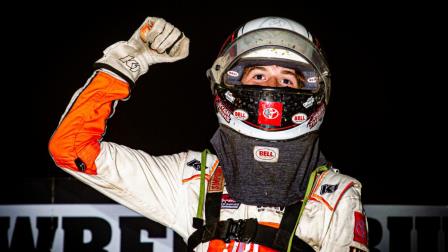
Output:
210 126 327 207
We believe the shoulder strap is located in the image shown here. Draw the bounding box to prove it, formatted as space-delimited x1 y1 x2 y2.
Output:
188 149 225 251
191 149 211 229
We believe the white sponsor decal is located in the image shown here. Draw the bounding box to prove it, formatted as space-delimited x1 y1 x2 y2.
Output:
225 91 235 103
303 97 314 108
257 206 285 215
307 76 318 83
227 70 239 77
253 146 279 163
292 113 307 124
233 109 249 121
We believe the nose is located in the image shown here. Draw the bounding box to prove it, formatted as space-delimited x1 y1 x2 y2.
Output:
263 78 281 87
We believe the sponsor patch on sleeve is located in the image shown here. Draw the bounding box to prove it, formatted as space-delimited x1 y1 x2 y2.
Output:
186 159 208 171
353 211 368 246
320 183 339 195
207 166 224 193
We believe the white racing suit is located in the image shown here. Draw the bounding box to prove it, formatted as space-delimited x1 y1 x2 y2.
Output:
49 70 369 251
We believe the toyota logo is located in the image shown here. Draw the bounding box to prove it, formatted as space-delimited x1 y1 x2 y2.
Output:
263 108 279 119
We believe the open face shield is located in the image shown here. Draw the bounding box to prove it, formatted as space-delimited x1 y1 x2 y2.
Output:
210 28 330 101
223 49 321 93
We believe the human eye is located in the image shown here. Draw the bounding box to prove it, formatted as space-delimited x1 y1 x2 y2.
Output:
281 78 297 86
253 74 265 80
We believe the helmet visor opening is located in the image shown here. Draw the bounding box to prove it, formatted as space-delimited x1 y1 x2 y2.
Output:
223 56 320 92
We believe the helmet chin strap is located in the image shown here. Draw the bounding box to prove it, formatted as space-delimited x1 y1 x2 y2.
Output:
210 125 327 207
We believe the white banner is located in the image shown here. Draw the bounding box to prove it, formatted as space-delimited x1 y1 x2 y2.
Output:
364 205 447 252
0 204 175 251
1 204 447 251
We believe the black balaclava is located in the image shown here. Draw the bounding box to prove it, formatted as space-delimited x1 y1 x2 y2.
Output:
211 125 326 207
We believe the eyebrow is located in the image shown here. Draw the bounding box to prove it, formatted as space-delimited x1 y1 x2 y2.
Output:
249 66 268 71
280 70 297 77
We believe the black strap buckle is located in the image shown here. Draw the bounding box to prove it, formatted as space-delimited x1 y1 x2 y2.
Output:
217 218 258 243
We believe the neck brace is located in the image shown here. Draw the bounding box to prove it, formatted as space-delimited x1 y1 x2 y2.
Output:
210 126 327 207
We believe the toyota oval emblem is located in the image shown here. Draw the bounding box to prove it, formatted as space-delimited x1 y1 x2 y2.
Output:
263 108 279 119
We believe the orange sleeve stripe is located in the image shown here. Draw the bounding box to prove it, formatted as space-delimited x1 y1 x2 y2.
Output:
182 160 219 183
208 160 220 176
309 194 334 211
182 174 211 183
310 170 329 195
49 71 130 175
309 181 355 212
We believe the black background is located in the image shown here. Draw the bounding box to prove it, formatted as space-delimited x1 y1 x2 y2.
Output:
3 4 443 205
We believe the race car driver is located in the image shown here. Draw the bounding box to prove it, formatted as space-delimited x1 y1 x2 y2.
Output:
49 16 369 251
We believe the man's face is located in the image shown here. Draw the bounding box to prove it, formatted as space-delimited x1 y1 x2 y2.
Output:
241 65 301 88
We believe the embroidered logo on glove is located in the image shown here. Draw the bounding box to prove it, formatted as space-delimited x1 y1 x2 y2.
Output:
119 55 140 72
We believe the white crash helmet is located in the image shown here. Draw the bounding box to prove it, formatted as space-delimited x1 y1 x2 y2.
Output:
208 16 331 141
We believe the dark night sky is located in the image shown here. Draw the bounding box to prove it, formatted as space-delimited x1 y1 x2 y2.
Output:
4 4 443 205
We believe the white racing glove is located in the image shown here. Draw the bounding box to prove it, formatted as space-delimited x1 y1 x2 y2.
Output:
95 17 189 86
